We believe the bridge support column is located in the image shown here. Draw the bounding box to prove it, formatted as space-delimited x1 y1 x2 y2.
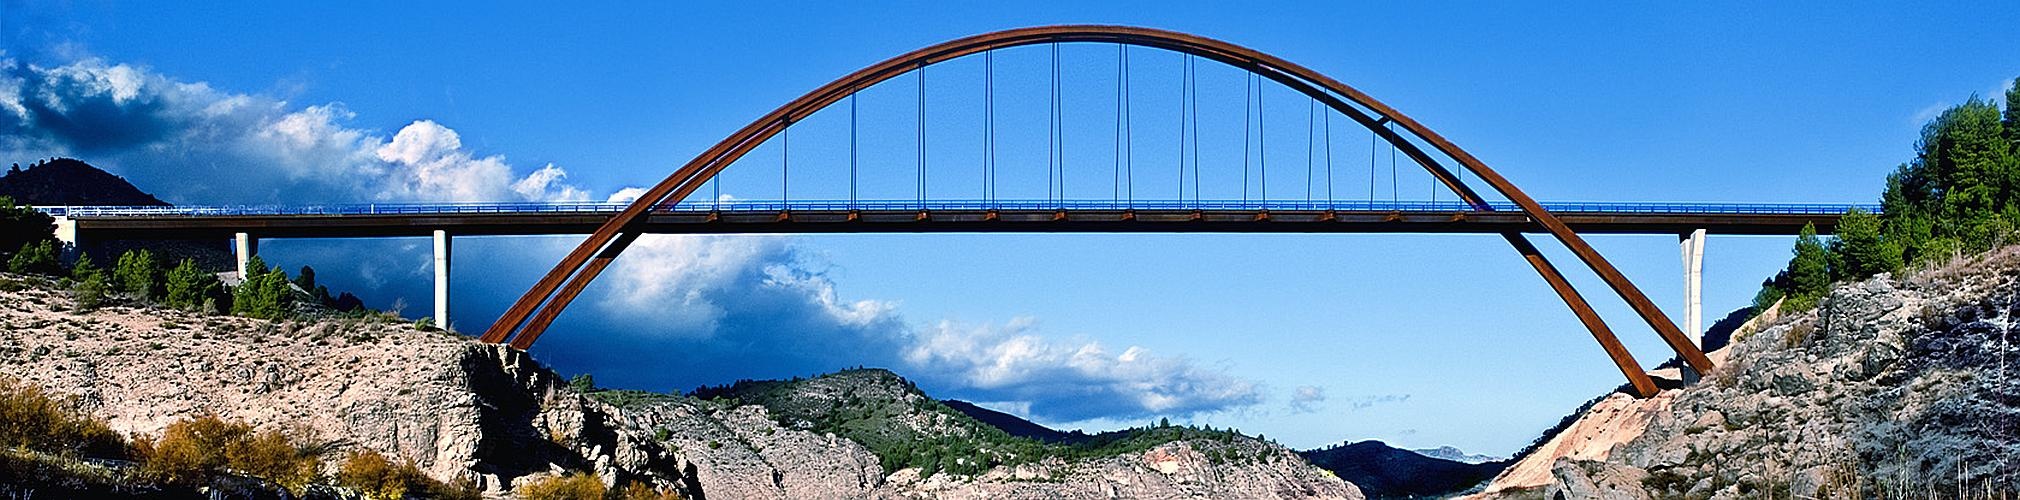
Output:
1680 228 1706 348
433 230 451 331
233 232 258 280
52 216 78 259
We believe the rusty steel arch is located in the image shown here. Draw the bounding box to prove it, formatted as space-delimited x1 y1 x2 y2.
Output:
481 25 1710 397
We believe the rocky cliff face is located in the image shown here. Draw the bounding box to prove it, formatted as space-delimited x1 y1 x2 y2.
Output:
0 274 1359 499
1468 249 2020 499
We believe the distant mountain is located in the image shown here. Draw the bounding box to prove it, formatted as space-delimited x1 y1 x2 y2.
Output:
940 399 1094 445
1410 445 1503 464
0 158 168 206
1299 440 1507 499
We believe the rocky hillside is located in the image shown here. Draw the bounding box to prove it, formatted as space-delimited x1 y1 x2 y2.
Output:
0 273 1360 499
1 158 167 206
1467 247 2020 499
1299 440 1505 498
692 368 1362 499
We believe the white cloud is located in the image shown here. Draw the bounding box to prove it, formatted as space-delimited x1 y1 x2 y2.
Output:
0 57 585 204
1289 385 1326 414
0 53 1269 423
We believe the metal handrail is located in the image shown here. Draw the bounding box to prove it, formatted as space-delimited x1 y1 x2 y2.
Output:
38 200 1883 218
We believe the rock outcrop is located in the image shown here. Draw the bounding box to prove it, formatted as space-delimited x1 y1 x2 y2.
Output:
0 274 1361 499
1468 249 2020 499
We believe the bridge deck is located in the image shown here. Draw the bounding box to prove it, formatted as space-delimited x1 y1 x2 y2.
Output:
50 200 1870 239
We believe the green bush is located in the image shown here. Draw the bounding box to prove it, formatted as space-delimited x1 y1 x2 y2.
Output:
163 258 222 311
70 257 111 311
6 240 59 275
231 257 293 319
113 249 163 301
0 196 55 262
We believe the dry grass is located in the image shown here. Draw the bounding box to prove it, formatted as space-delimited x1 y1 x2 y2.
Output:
518 472 607 500
0 375 124 458
1782 319 1817 349
129 415 324 494
334 449 479 500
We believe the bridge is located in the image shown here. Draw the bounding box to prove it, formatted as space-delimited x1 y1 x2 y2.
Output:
42 25 1874 397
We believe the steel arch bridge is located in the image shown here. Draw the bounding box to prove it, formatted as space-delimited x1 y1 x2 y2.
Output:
480 25 1715 397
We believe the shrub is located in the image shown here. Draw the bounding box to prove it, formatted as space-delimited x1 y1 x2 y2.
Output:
72 270 110 311
0 196 55 260
0 376 124 458
618 481 684 500
131 415 323 493
163 258 221 310
231 257 293 320
112 249 163 301
335 449 480 500
518 472 606 500
6 240 59 275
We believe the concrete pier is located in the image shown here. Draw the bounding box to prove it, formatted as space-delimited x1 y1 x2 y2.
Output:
433 229 451 330
1680 228 1706 347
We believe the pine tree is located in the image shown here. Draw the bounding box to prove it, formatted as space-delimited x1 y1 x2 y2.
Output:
113 249 163 301
1788 223 1832 308
6 240 59 275
1828 208 1900 280
164 259 220 310
70 254 101 283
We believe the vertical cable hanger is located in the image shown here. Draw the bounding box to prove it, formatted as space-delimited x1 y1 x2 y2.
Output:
1179 55 1195 207
1257 72 1267 205
1389 121 1398 206
984 48 995 207
1243 71 1252 204
781 121 790 206
1324 103 1333 206
1305 97 1315 204
916 63 927 208
1123 45 1134 208
1113 44 1124 205
1049 43 1063 207
1175 52 1187 204
849 89 858 210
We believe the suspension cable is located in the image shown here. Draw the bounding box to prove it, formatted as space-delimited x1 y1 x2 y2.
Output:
1368 127 1376 203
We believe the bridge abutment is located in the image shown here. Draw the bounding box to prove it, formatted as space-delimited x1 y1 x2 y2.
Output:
433 229 451 331
52 216 78 259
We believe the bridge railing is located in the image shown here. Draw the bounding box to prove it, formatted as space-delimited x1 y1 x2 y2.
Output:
38 200 1883 218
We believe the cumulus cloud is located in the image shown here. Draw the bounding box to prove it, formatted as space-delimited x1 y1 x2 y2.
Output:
0 53 1267 423
0 57 584 203
550 234 1263 422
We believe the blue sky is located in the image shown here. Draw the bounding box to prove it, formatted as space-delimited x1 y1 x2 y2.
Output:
5 1 2018 455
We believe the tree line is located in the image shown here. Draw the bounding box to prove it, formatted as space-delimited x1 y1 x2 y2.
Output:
1754 78 2020 313
2 196 369 320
